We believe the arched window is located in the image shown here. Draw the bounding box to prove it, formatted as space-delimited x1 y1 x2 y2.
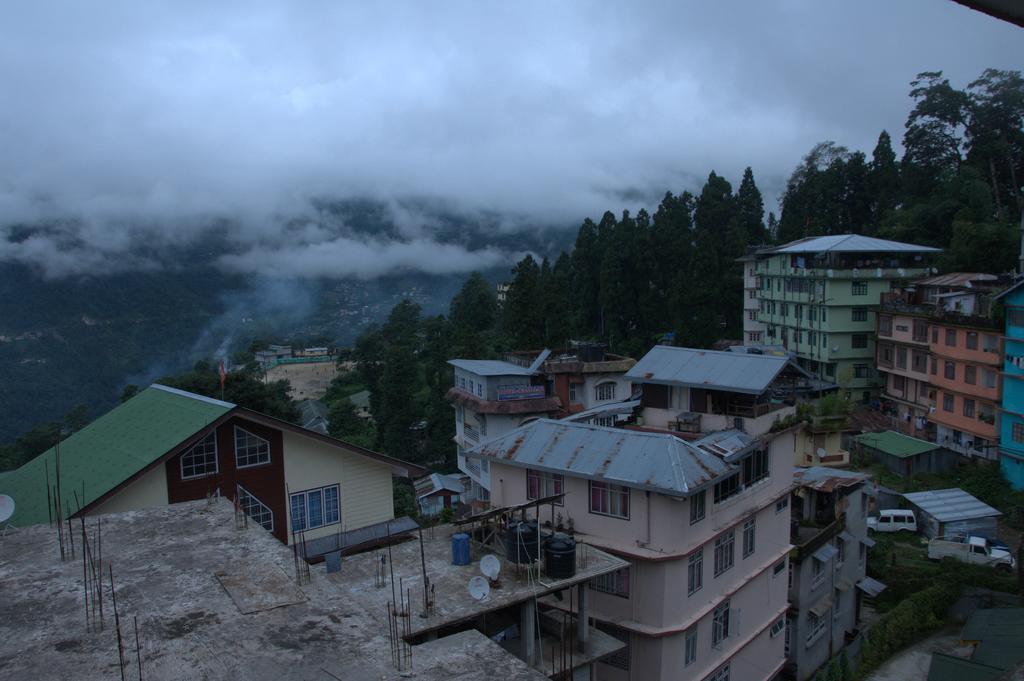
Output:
595 382 616 401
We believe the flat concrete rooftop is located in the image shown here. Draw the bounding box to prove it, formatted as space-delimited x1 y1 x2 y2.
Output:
0 499 625 680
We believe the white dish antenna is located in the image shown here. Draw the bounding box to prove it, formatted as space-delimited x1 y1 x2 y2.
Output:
0 495 14 523
468 576 490 601
816 448 827 459
480 554 501 580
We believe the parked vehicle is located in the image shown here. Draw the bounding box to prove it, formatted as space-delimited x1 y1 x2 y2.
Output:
927 535 1015 569
867 509 917 533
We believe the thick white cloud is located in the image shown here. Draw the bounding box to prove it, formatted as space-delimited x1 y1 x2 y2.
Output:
0 1 1020 277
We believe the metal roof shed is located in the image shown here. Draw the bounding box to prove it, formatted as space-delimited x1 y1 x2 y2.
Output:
853 431 959 478
902 488 1002 539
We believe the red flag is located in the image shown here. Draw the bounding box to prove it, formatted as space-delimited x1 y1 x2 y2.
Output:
218 359 227 390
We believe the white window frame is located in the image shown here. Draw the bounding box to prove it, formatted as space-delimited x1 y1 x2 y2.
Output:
234 426 271 468
290 484 340 532
806 610 827 645
527 469 564 505
236 484 274 532
712 600 730 647
770 617 785 638
742 518 756 558
687 548 703 596
591 565 630 598
775 497 789 514
684 626 698 667
180 431 218 480
595 381 617 401
589 481 629 519
714 531 735 577
690 490 706 524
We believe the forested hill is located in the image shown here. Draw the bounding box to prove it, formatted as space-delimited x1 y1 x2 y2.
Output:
339 68 1024 470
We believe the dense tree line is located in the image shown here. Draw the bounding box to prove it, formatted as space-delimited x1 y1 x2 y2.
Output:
344 68 1023 468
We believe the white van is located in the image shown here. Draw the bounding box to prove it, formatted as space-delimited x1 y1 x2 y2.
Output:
867 509 917 533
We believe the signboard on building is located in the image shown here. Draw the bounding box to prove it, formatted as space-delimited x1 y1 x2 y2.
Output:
497 384 546 401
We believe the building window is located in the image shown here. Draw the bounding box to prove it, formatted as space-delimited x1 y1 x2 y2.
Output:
595 382 616 401
835 537 846 565
690 490 706 524
180 432 218 480
966 332 978 350
945 328 957 347
595 622 630 670
879 344 893 367
742 450 770 486
913 320 928 342
708 664 731 681
944 361 956 380
236 485 274 532
776 497 789 513
748 331 762 343
824 362 835 377
687 548 703 596
852 307 868 322
854 364 871 379
984 369 997 388
748 309 758 321
712 600 731 646
527 470 563 503
795 304 803 320
594 416 615 427
943 393 954 412
852 281 868 296
965 366 977 385
714 531 735 577
852 334 868 349
811 557 825 588
568 383 581 403
290 485 340 532
1013 422 1024 443
591 565 630 598
912 351 928 373
742 518 756 558
590 481 629 518
770 617 785 638
806 611 827 645
859 543 866 567
780 302 789 317
713 473 741 504
773 559 786 576
984 334 999 353
234 427 271 468
684 627 698 667
963 399 975 418
809 331 817 346
892 375 906 392
896 346 907 369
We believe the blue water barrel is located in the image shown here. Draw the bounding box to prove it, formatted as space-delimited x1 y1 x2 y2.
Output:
452 533 471 565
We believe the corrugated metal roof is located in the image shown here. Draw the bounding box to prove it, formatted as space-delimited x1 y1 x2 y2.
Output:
770 234 941 254
625 345 802 394
694 429 757 462
0 385 233 527
914 272 999 288
813 544 839 563
565 399 641 422
793 466 870 492
447 359 534 376
903 488 1002 523
856 577 887 598
854 431 939 458
465 419 733 497
414 473 466 498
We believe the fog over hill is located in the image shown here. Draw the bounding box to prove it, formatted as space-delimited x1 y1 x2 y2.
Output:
0 1 1020 440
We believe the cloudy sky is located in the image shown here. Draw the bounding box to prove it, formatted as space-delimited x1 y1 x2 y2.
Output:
1 1 1020 278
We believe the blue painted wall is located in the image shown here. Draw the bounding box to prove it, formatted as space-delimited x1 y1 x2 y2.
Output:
1001 285 1024 491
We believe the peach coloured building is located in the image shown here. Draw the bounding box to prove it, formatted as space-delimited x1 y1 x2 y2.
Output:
876 293 934 440
469 419 793 681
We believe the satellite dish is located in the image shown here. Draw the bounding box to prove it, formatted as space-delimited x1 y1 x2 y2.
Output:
480 554 501 580
0 495 14 523
468 576 490 601
816 448 827 459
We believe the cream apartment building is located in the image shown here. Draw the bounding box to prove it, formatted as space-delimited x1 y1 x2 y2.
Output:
469 419 793 681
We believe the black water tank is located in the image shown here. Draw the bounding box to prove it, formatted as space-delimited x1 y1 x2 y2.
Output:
544 535 576 578
506 521 540 563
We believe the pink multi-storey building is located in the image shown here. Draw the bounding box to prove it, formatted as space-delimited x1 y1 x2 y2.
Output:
471 418 794 681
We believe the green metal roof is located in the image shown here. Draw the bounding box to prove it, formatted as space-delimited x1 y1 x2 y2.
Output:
0 385 232 527
962 609 1024 670
927 653 1002 681
854 430 939 458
